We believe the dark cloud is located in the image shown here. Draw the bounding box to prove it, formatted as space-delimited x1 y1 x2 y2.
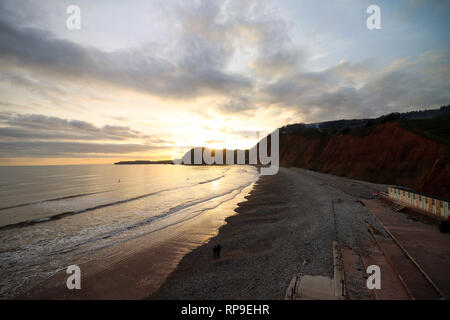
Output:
0 113 148 141
248 18 305 77
251 49 304 77
0 0 308 104
260 55 450 121
0 141 159 157
0 2 253 100
0 113 172 157
218 96 258 114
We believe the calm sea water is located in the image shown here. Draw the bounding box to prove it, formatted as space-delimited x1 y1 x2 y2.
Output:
0 164 258 298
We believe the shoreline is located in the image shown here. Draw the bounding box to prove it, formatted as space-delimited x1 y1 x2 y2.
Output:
150 168 388 299
150 170 296 299
20 167 389 300
18 180 257 299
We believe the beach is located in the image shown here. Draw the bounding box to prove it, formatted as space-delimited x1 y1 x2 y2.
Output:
5 165 257 299
17 167 388 299
150 167 387 299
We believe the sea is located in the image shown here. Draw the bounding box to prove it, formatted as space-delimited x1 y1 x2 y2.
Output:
0 164 259 298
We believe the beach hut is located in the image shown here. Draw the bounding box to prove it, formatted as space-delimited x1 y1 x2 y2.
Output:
443 201 449 218
387 186 449 218
422 195 426 210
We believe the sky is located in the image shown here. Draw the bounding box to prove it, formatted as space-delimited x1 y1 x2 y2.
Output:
0 0 449 165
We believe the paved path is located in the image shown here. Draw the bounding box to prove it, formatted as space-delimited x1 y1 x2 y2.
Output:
363 199 450 299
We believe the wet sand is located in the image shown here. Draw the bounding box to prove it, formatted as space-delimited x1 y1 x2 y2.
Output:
19 184 256 299
21 167 387 299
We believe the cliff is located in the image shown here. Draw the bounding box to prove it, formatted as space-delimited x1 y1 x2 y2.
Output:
278 115 450 198
117 106 450 198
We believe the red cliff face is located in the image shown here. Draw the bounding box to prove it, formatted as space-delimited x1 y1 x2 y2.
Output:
279 122 450 198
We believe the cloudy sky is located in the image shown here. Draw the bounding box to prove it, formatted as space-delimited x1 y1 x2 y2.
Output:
0 0 449 165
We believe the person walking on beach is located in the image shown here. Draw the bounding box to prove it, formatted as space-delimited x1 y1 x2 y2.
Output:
216 244 221 258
